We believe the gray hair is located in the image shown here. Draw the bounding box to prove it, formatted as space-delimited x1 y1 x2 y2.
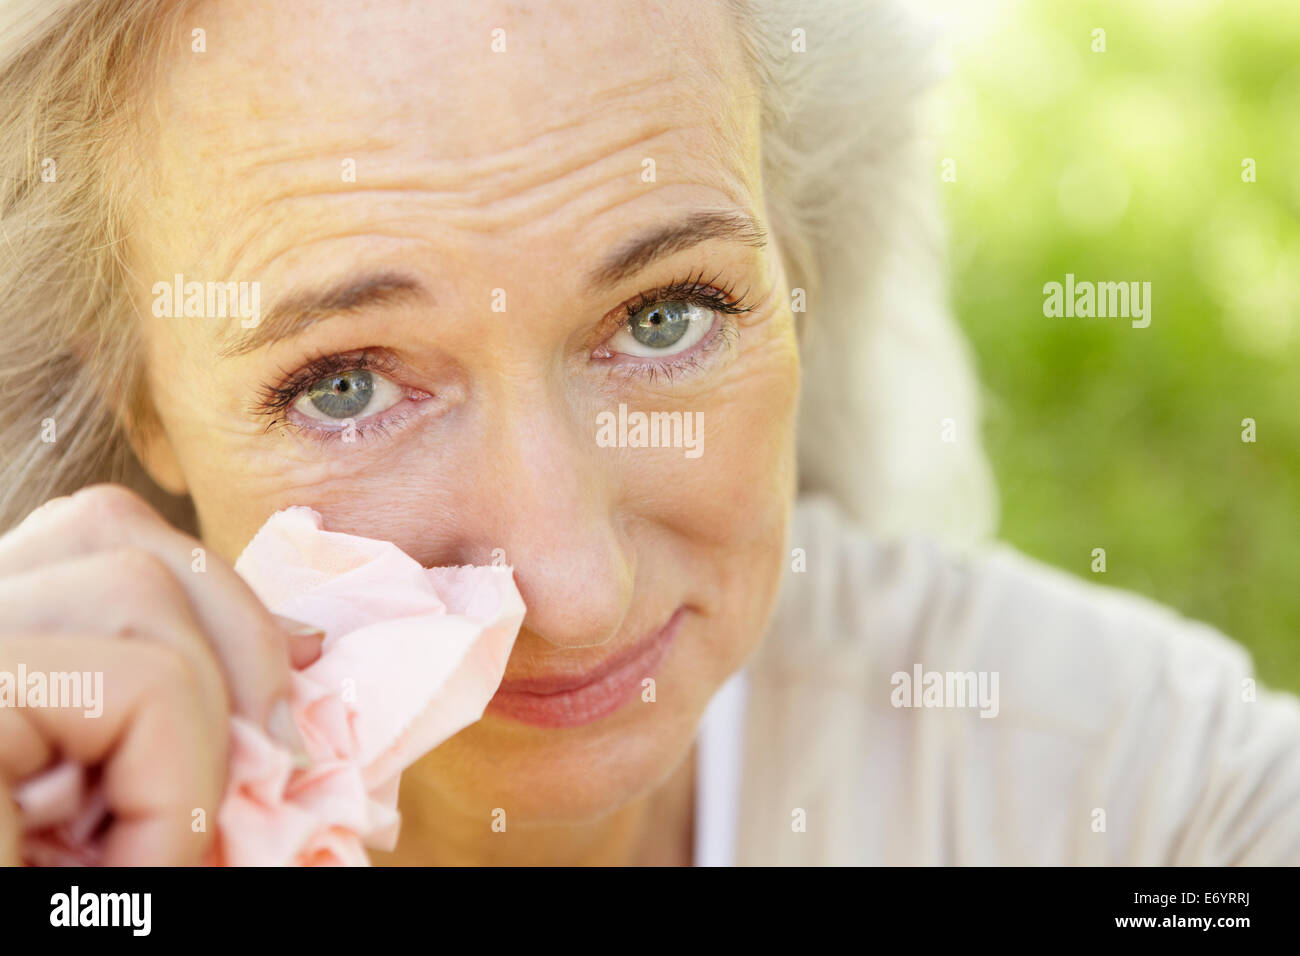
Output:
0 0 997 543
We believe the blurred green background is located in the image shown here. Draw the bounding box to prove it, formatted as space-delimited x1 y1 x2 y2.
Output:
932 0 1300 691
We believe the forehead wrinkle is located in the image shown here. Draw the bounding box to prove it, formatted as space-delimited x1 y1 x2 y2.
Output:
174 52 687 199
151 19 758 291
219 141 758 288
233 130 405 177
212 229 435 307
223 70 661 182
215 161 632 283
249 118 680 215
212 121 697 281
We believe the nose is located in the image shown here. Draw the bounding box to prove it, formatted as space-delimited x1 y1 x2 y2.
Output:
459 391 635 651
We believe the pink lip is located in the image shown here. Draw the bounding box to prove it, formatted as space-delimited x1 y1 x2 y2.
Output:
486 608 685 729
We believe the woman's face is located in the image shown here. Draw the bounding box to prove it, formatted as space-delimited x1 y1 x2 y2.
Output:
129 0 799 824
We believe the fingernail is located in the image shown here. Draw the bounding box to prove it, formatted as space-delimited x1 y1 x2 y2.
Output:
267 698 312 769
274 614 325 641
12 761 84 830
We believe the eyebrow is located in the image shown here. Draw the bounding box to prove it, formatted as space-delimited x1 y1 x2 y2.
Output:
219 210 767 357
586 210 767 288
219 272 427 357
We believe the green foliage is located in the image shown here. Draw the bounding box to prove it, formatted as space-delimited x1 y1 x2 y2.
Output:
942 0 1300 690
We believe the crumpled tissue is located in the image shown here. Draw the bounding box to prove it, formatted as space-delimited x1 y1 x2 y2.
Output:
17 506 524 866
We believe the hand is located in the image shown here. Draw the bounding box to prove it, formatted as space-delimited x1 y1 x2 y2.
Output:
0 484 305 865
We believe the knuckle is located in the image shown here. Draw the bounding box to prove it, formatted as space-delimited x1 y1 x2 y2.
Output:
64 484 158 532
108 549 182 604
137 641 207 706
127 639 230 747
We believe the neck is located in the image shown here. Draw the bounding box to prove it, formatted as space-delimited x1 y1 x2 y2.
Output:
372 743 697 866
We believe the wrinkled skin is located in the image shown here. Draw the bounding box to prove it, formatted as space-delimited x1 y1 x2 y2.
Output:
128 0 799 864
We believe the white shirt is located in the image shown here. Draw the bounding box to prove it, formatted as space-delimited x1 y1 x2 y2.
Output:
693 495 1300 864
694 667 748 866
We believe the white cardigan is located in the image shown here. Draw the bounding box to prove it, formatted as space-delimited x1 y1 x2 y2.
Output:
693 495 1300 865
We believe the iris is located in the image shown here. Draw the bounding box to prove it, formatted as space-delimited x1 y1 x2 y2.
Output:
628 301 692 349
306 369 374 419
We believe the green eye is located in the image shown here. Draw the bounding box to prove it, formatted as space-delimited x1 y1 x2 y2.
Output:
613 300 713 358
628 301 694 349
305 369 375 419
285 363 408 428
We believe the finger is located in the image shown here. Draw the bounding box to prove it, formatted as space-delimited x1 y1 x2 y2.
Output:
275 615 325 669
0 485 291 729
0 698 53 784
0 636 224 866
0 550 231 738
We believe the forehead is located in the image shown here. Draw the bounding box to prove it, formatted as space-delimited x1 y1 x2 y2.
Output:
138 0 760 282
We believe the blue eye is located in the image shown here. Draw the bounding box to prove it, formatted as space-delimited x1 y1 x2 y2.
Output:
306 369 372 417
293 368 403 422
611 300 713 357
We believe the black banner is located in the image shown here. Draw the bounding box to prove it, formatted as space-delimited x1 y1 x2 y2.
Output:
0 865 1286 943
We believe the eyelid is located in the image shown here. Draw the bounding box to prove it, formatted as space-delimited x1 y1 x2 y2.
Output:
621 269 751 317
600 316 739 386
594 270 753 348
254 348 398 419
291 367 406 424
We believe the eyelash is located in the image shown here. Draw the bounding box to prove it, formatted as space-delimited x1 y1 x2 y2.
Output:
600 270 751 383
617 270 752 323
254 350 396 422
252 271 754 435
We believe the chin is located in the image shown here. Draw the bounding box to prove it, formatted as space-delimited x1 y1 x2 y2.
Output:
417 669 714 826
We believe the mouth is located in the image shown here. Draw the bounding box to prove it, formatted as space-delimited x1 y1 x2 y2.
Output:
485 607 686 729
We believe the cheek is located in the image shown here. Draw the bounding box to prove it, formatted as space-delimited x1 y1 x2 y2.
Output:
632 320 800 552
184 452 458 569
621 317 799 669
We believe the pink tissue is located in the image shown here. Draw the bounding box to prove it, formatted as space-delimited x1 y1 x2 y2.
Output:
17 506 525 866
